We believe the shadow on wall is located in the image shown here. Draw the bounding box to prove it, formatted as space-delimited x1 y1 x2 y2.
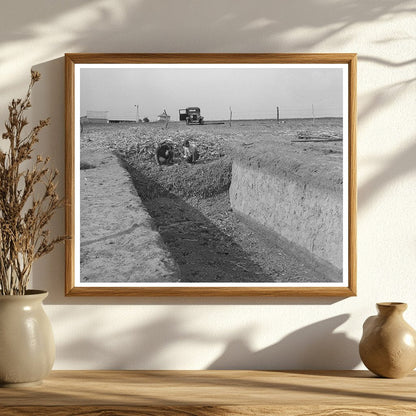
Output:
0 0 414 96
358 78 416 128
30 57 67 302
359 138 416 209
54 311 215 369
1 0 413 52
208 314 360 370
53 309 359 370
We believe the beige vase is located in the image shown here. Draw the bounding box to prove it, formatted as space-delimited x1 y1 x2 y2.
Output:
0 290 55 387
359 302 416 378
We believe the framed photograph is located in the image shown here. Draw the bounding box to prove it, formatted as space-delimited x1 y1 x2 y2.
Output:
65 53 356 296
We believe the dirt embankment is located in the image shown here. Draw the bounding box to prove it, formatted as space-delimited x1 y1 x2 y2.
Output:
80 150 180 283
229 119 343 270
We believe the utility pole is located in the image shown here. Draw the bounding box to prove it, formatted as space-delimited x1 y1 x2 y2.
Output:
229 106 232 127
134 104 139 123
276 106 280 122
312 104 315 124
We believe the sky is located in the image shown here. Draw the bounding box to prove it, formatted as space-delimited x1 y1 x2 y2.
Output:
79 65 344 121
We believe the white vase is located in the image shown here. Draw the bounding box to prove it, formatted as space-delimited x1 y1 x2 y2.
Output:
0 290 55 387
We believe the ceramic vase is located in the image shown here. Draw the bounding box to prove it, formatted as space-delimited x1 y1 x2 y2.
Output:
0 290 55 387
359 302 416 378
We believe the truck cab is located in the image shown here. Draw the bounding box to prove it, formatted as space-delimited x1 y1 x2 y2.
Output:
179 107 204 125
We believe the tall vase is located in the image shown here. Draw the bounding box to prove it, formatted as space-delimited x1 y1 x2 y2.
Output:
359 302 416 378
0 290 55 387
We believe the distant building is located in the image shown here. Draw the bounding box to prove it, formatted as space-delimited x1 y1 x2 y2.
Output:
157 109 171 122
86 110 109 123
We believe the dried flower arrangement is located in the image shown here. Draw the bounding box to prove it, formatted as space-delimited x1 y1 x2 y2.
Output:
0 71 65 295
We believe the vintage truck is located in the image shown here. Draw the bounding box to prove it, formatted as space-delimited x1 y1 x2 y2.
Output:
179 107 204 125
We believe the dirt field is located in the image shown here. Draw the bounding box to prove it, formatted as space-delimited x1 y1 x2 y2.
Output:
80 118 343 283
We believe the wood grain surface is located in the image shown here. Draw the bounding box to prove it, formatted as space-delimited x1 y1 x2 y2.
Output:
1 370 415 415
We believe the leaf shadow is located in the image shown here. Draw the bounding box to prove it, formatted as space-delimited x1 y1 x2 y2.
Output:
208 314 360 370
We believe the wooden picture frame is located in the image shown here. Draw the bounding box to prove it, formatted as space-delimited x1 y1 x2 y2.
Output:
65 53 356 296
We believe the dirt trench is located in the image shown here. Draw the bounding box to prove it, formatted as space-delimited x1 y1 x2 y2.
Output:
123 158 340 283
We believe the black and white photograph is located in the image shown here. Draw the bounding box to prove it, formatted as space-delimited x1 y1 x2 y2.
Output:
65 54 356 296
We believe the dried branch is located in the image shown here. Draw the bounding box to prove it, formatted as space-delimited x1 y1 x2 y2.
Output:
0 71 66 295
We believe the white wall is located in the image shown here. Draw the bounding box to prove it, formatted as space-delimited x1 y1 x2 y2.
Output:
1 0 415 370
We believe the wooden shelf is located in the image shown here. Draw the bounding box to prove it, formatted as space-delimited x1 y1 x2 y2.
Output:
1 370 415 415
